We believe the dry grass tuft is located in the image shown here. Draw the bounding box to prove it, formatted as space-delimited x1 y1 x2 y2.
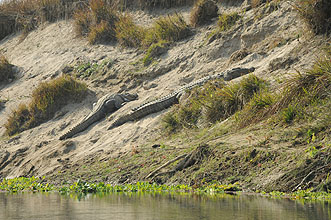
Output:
4 76 87 136
0 55 15 83
293 0 331 35
115 14 146 48
149 13 191 44
74 0 119 44
0 0 83 41
136 0 195 9
190 0 218 27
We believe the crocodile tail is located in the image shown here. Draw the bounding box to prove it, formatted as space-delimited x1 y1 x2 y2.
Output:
108 114 133 130
59 128 75 140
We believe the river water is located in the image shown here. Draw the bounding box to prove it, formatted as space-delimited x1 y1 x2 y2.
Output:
0 192 330 220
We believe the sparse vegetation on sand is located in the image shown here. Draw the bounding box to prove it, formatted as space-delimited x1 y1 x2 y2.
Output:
4 76 87 136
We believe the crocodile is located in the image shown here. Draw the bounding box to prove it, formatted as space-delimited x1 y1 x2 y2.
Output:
59 93 138 140
107 67 255 130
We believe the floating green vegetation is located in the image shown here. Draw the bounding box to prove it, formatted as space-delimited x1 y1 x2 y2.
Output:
0 177 53 193
261 189 331 201
2 177 331 201
59 180 241 194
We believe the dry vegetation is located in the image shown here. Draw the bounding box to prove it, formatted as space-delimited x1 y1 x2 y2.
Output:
190 0 218 27
0 55 15 83
293 0 331 35
4 76 87 136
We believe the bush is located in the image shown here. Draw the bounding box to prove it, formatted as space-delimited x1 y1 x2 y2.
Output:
4 76 87 136
0 55 15 83
190 0 218 27
293 0 331 35
88 20 115 44
74 10 92 37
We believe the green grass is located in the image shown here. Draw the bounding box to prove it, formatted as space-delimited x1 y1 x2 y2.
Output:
0 55 15 83
217 12 241 32
4 76 87 136
162 75 267 133
236 48 331 127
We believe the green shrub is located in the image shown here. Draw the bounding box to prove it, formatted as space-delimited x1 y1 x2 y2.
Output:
217 12 241 32
270 55 331 116
0 55 15 83
190 0 218 27
236 91 275 127
115 14 146 48
4 76 87 136
293 0 331 35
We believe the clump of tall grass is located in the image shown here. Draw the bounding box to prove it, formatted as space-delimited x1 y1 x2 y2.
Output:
293 0 331 35
145 13 191 47
136 0 195 9
0 55 15 83
237 49 331 127
74 0 119 44
4 76 87 136
162 75 267 133
190 0 218 27
0 0 82 41
115 14 146 48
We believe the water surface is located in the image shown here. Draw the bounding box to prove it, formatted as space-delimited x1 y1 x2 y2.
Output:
0 192 330 220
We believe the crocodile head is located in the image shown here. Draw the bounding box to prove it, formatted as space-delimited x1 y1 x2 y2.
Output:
122 93 138 101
